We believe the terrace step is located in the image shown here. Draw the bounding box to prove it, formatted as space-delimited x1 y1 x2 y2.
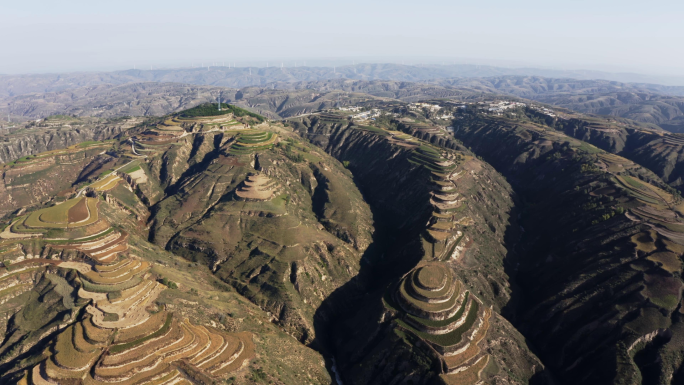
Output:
102 317 180 367
396 274 463 320
207 332 255 376
443 354 489 381
190 329 225 365
51 324 103 373
45 354 90 380
149 369 180 385
157 322 201 361
443 307 491 370
31 363 56 385
114 311 169 344
403 292 470 335
196 334 242 369
92 362 174 384
73 322 99 353
81 315 113 345
81 260 149 285
96 280 159 315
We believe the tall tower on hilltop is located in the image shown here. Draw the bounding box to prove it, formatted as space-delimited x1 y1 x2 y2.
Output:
218 92 222 111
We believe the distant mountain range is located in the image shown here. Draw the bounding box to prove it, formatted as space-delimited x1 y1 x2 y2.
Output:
3 69 684 133
2 63 684 99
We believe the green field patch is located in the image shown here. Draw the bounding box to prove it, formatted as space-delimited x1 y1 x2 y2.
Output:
407 292 470 328
355 125 390 136
414 151 443 163
77 140 105 148
622 175 646 189
10 217 47 234
179 103 265 122
647 252 682 273
108 183 141 209
614 177 662 205
109 313 173 354
44 227 115 244
80 275 143 293
397 300 479 346
238 132 273 144
644 273 682 310
30 198 84 225
408 158 451 174
399 276 458 313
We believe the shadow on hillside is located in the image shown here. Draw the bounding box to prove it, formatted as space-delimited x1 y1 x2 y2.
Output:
500 190 560 385
310 183 427 382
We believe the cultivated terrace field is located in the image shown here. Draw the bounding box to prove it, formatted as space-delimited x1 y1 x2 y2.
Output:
0 105 362 385
0 115 144 165
287 112 545 384
8 96 684 385
445 111 684 383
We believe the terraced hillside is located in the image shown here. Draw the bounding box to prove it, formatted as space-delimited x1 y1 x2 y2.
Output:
0 184 258 383
147 125 371 342
0 115 143 164
288 113 545 384
0 105 385 385
445 114 684 383
466 106 684 193
0 140 124 218
387 261 493 384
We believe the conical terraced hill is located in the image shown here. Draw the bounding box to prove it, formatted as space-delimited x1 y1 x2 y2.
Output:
286 114 544 384
235 173 279 201
228 131 278 156
4 196 256 384
129 103 262 158
390 261 492 384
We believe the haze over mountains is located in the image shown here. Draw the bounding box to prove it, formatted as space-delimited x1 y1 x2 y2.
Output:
4 66 684 133
3 63 684 99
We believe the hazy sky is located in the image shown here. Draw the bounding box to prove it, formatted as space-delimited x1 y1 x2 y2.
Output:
1 0 682 75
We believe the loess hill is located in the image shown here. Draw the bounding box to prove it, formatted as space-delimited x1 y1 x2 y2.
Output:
0 101 553 385
10 94 684 385
0 103 373 385
396 106 684 384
